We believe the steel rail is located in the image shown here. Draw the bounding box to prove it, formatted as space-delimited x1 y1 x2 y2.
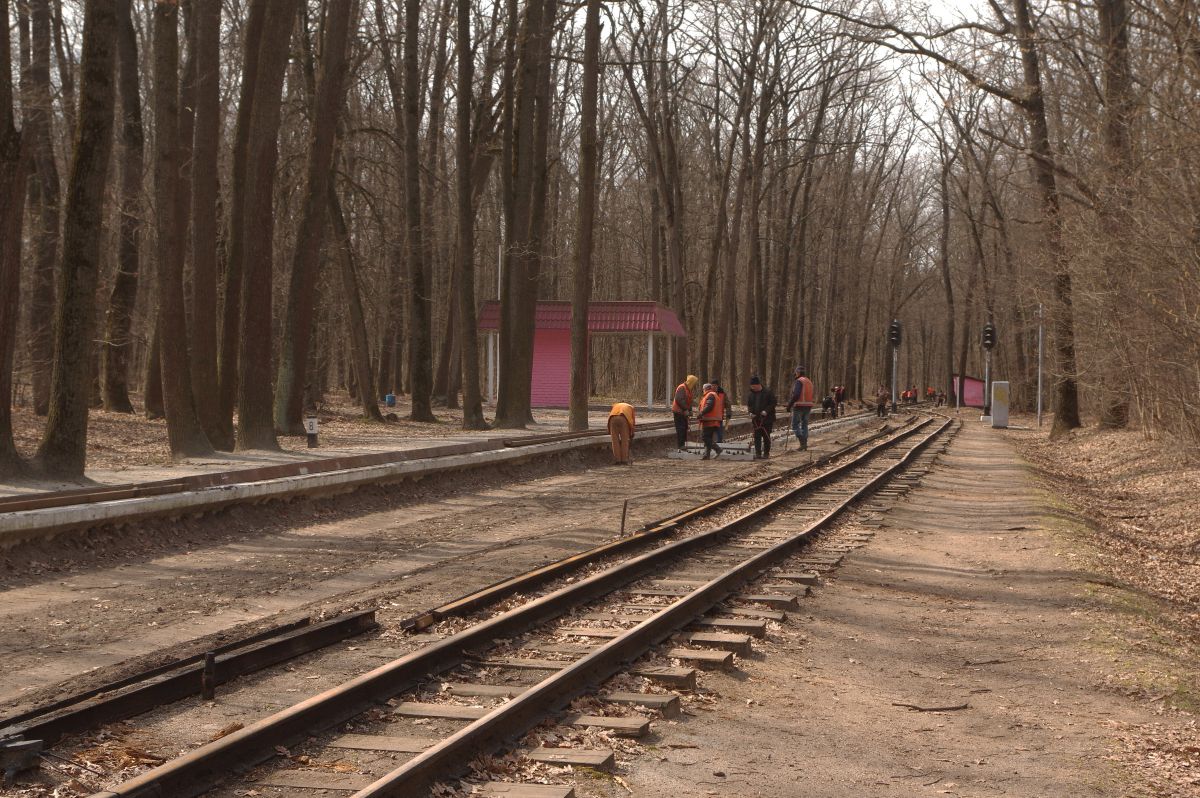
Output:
401 412 898 630
352 417 953 797
89 417 937 798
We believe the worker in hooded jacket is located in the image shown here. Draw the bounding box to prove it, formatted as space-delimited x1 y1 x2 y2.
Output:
698 383 724 460
671 374 699 449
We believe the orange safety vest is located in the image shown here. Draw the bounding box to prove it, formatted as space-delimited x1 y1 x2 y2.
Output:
608 402 636 433
699 390 724 427
791 377 814 408
671 382 693 414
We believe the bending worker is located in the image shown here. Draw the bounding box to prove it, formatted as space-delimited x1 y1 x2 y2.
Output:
607 402 636 465
698 383 724 459
785 365 815 451
671 374 699 449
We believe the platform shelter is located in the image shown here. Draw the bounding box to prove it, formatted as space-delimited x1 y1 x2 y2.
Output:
476 301 687 408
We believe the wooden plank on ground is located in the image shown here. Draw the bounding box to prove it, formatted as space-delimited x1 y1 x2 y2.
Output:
773 571 819 585
737 593 800 610
447 683 523 698
558 627 620 639
527 747 614 769
483 658 569 671
677 631 753 655
666 647 734 670
393 702 488 720
719 606 786 621
328 734 437 753
476 782 575 798
630 665 697 689
603 691 681 718
257 770 372 790
625 587 690 597
565 713 649 737
534 642 597 654
694 617 768 637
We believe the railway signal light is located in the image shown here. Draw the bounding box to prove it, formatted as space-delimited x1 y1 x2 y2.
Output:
888 319 902 348
982 322 997 351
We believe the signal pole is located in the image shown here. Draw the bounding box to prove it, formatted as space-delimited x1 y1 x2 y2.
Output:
1036 304 1044 428
981 321 997 416
888 320 902 413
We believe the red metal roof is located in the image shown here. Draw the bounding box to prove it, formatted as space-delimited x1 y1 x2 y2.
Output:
477 301 686 337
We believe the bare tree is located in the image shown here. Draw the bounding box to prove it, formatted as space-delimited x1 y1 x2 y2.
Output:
152 0 212 457
190 0 222 443
99 0 142 414
456 0 487 430
24 0 59 417
0 0 28 475
35 0 118 476
276 0 359 433
235 0 300 451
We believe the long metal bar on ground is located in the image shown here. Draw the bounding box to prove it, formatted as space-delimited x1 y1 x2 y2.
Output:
87 417 937 798
3 611 378 746
402 414 899 630
0 617 312 729
352 418 954 797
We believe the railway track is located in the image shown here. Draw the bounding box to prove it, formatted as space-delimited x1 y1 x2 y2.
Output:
54 413 955 798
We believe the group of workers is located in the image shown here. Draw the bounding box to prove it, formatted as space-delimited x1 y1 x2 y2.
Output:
612 366 814 462
607 366 826 465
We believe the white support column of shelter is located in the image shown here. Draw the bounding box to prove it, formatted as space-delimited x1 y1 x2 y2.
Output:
665 336 673 406
487 332 497 403
646 333 655 408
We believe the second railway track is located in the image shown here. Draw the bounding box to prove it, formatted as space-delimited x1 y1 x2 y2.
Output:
54 413 956 798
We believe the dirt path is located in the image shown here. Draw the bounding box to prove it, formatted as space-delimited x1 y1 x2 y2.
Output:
0 418 876 716
616 420 1191 797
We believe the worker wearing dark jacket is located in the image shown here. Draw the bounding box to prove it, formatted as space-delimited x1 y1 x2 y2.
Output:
698 383 724 460
746 376 777 459
671 374 699 449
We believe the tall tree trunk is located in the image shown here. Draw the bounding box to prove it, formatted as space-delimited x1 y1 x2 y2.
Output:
1012 0 1081 435
568 0 600 431
152 0 212 457
494 0 550 428
0 0 28 475
217 0 269 450
455 0 486 430
190 0 222 442
25 0 59 417
1096 0 1135 428
100 0 141 414
275 0 357 434
35 0 118 476
403 0 436 422
938 158 957 405
50 0 74 134
329 183 384 421
236 0 298 450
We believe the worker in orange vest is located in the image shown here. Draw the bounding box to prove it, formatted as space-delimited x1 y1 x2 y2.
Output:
607 402 636 465
785 365 815 451
671 374 699 449
697 382 724 460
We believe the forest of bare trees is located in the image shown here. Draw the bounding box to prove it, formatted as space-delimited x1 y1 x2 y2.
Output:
1 0 1197 478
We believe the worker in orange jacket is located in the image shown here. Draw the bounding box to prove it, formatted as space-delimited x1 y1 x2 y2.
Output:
607 402 636 465
671 374 699 449
697 383 724 460
785 365 815 451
